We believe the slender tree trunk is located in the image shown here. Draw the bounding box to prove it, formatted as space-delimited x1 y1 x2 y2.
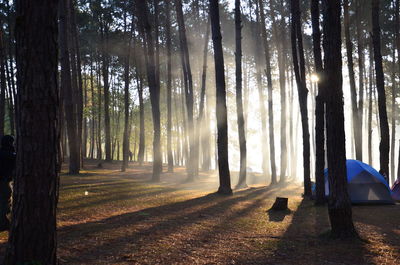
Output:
137 0 162 181
396 0 400 181
122 13 133 172
270 1 288 183
90 56 95 159
253 1 270 179
166 0 174 172
0 21 5 139
368 37 374 166
5 0 59 263
70 0 84 167
356 0 364 159
101 25 112 162
209 0 232 195
59 0 79 174
372 0 390 182
137 71 145 165
199 19 211 172
344 0 362 160
390 48 396 184
323 0 358 238
97 60 102 160
290 0 311 196
258 0 277 185
175 0 196 180
311 0 326 204
234 0 247 189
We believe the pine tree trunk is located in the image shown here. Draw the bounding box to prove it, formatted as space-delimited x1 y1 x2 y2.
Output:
396 0 400 181
0 22 5 139
199 19 211 172
344 0 362 160
166 0 174 173
137 71 145 165
356 0 364 159
258 0 277 185
322 0 358 238
59 0 79 174
137 0 162 181
235 0 247 189
390 49 396 184
4 0 59 263
209 0 232 195
90 56 95 159
101 26 112 162
368 38 374 165
372 0 390 182
311 0 326 204
253 1 270 179
175 0 196 180
290 0 311 196
270 0 288 182
122 12 132 172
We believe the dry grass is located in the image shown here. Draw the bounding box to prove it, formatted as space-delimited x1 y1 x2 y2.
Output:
0 160 399 264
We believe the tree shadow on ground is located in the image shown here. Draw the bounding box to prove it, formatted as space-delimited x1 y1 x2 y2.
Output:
57 186 282 264
266 208 292 222
234 199 375 265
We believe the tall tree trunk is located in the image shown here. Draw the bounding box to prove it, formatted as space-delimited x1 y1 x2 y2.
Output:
166 0 174 172
122 12 133 172
90 55 96 159
252 0 270 179
396 0 400 181
344 0 362 160
290 0 311 196
311 0 326 205
137 0 162 181
59 0 79 174
5 0 59 263
209 0 232 195
270 0 288 183
356 0 364 159
258 0 277 185
101 25 112 162
390 48 396 184
368 37 374 166
175 0 196 180
137 70 145 165
199 19 211 172
372 0 390 182
235 0 247 189
97 59 102 160
323 0 358 238
70 0 84 167
0 21 5 139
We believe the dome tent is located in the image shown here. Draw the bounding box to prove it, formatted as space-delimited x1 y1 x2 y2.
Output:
323 160 394 204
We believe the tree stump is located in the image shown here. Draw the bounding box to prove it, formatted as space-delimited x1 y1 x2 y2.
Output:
270 197 288 211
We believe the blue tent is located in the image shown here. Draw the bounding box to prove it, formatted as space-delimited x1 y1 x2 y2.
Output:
316 160 394 204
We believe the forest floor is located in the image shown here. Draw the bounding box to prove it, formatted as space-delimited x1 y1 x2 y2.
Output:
0 160 399 264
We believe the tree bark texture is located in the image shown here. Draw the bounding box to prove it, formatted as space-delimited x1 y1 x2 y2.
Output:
59 0 79 174
175 0 196 180
344 0 362 161
5 0 60 263
209 0 232 195
372 0 390 182
258 0 277 185
322 0 358 238
311 0 326 205
136 0 162 181
235 0 247 189
290 0 311 196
